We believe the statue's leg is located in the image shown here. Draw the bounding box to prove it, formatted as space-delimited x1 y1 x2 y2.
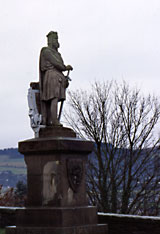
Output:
41 101 47 125
50 98 60 125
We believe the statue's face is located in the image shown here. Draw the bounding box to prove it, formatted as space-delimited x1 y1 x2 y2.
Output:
52 39 60 49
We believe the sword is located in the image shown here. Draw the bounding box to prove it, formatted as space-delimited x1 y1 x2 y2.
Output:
58 70 71 121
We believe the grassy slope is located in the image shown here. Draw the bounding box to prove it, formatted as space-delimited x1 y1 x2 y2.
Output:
0 154 26 175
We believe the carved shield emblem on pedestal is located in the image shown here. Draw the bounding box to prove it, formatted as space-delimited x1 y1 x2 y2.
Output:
67 159 83 193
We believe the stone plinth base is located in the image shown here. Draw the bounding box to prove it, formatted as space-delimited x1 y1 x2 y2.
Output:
13 127 108 234
6 224 108 234
19 136 93 207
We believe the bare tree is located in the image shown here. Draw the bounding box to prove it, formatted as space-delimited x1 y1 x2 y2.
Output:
64 81 160 215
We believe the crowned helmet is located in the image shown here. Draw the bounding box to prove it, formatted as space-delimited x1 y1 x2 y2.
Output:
46 31 58 44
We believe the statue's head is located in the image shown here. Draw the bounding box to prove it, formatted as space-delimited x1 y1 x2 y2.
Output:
47 31 59 49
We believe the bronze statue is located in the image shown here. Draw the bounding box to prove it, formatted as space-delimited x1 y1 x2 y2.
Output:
39 31 73 126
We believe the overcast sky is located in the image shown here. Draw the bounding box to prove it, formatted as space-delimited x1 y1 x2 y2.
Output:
0 0 160 149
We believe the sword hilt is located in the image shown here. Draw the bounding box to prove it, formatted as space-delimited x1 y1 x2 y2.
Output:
66 70 72 81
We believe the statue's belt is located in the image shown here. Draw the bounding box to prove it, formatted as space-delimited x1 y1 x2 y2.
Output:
44 67 58 72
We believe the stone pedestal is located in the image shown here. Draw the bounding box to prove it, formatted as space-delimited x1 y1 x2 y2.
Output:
6 126 107 234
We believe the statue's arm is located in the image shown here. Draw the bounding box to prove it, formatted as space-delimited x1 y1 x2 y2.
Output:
43 48 66 71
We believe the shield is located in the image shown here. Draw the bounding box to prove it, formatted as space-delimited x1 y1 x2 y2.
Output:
67 159 83 193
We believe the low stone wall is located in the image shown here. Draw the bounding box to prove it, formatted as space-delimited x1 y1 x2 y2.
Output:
98 212 160 234
1 206 160 234
0 207 16 228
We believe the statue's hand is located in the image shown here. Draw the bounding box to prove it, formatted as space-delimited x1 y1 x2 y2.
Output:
65 65 73 71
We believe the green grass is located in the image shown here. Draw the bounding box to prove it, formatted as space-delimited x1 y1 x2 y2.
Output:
0 154 26 174
0 228 5 234
0 155 25 165
0 167 26 174
0 155 10 162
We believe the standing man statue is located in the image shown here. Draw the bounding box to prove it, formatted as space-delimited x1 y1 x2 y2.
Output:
39 31 73 126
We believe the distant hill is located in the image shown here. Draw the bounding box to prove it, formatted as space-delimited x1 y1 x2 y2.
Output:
0 148 22 158
0 148 26 188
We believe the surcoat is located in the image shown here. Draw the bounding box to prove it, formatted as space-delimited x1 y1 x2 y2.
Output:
39 47 67 102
